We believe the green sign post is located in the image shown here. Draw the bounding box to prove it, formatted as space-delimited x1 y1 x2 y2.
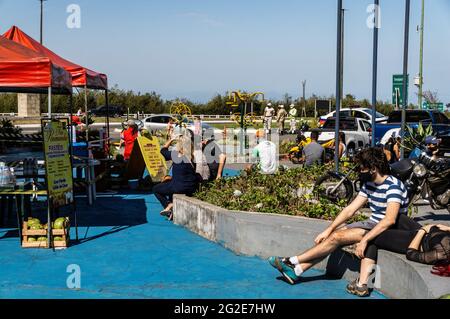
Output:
423 102 445 112
392 74 409 107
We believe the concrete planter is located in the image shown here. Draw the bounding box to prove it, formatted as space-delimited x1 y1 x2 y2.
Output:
174 195 449 299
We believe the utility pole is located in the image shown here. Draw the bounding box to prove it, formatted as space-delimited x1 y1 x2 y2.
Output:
418 0 425 109
371 0 380 147
302 80 307 117
335 0 343 173
340 8 346 103
39 0 47 44
400 0 411 160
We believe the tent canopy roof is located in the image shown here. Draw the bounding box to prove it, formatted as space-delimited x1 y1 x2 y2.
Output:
0 35 72 94
3 26 108 90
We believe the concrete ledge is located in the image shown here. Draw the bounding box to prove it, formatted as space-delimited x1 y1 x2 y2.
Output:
174 195 449 299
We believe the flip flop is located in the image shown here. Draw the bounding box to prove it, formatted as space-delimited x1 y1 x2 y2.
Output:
431 266 450 277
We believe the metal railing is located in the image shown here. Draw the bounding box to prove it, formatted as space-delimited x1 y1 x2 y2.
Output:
1 113 236 121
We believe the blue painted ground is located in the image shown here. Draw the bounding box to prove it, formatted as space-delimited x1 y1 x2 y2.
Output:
0 171 385 299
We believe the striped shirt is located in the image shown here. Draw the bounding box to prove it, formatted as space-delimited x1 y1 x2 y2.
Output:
359 176 409 224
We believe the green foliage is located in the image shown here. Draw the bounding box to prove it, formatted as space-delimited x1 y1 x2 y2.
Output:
195 166 365 221
0 118 22 134
0 88 398 117
403 123 434 151
279 140 297 155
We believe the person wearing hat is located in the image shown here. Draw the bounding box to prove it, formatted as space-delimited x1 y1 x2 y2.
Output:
276 105 288 135
425 136 442 160
289 104 298 134
264 103 275 134
121 119 139 161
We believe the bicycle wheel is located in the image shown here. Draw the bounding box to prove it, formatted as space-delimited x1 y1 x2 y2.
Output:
314 172 354 204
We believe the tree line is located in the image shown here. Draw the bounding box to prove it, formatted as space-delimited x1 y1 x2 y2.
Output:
0 85 405 117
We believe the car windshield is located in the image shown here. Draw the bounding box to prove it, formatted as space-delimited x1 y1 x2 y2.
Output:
323 119 357 130
362 108 386 119
388 111 432 123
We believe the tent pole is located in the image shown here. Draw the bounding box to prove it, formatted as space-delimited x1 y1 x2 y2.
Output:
69 93 74 143
105 89 110 157
85 85 88 143
48 87 52 118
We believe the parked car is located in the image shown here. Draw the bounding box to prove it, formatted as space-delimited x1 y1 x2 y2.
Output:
374 110 450 145
319 108 388 127
89 105 124 118
304 117 372 154
142 114 222 136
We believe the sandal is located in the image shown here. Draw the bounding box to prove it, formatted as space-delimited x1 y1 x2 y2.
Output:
160 209 172 218
431 264 450 277
346 279 371 297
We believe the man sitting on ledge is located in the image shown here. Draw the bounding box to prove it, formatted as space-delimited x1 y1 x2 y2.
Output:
269 147 409 296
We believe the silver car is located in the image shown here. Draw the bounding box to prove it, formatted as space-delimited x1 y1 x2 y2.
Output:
142 114 221 136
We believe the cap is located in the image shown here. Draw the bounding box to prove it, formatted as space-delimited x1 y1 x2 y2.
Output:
425 136 440 145
279 105 285 108
202 128 215 141
267 103 272 107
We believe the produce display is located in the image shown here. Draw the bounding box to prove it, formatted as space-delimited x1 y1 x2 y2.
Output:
23 217 69 245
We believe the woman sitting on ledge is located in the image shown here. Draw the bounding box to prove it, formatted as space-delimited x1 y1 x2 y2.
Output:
153 135 199 221
349 218 450 297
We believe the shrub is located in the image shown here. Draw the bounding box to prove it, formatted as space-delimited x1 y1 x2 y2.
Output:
195 165 365 221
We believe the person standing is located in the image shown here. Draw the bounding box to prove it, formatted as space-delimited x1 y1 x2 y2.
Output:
289 118 297 135
121 120 139 161
264 103 275 134
276 105 288 135
289 104 298 134
166 118 175 140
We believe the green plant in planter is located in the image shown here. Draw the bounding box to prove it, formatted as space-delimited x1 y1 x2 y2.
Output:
403 123 434 153
194 165 360 221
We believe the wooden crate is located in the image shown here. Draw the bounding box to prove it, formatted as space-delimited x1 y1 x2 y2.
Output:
21 221 70 249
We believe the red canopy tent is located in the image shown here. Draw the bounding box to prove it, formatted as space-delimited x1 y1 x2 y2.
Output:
0 35 72 94
3 26 107 90
3 26 110 146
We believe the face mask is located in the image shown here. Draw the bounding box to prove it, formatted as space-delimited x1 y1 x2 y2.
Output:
359 171 375 184
427 146 438 156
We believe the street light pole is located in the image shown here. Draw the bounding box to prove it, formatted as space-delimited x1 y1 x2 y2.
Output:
302 80 306 117
335 0 343 173
400 0 411 160
340 8 346 103
418 0 425 109
39 0 47 44
371 0 379 147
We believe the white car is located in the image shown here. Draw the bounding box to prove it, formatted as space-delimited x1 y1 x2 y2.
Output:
319 108 388 127
142 114 222 136
305 117 372 154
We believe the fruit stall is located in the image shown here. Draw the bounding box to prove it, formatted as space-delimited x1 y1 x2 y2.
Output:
0 118 78 249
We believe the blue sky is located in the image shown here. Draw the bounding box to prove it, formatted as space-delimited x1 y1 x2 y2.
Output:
0 0 449 103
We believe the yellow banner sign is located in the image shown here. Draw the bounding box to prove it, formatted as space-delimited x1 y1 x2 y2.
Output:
43 120 73 208
137 136 167 181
